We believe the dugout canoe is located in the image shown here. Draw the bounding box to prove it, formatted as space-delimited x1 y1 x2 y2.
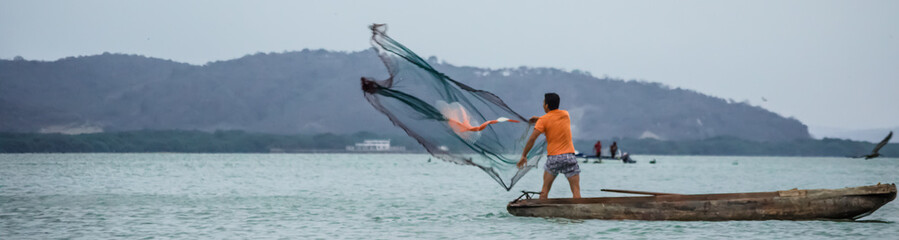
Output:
507 183 896 221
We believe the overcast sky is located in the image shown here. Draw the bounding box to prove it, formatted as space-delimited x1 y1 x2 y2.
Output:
2 0 897 132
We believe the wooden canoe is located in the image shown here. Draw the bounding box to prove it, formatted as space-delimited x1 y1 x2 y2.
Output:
507 183 896 221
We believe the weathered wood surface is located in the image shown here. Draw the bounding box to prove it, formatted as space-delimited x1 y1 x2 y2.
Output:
507 183 896 221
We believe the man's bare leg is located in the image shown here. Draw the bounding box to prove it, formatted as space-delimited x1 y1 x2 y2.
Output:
540 171 557 200
567 174 581 198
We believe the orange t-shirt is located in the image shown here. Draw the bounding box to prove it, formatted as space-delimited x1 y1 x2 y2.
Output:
534 109 576 156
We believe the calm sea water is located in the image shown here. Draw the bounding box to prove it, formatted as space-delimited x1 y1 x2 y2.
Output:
2 153 898 239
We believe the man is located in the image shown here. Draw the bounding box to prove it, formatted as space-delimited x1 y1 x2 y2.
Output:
593 140 602 158
610 142 618 158
517 93 581 199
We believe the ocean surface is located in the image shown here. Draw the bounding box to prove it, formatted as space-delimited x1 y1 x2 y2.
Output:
2 153 898 239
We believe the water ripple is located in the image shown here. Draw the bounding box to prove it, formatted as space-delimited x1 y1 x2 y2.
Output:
1 154 897 239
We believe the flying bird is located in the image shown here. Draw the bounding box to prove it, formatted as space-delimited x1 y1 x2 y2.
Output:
851 131 892 160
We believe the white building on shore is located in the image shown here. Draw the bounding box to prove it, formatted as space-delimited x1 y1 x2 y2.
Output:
346 139 406 152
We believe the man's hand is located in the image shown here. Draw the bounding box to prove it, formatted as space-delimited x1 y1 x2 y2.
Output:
529 116 540 124
517 156 527 169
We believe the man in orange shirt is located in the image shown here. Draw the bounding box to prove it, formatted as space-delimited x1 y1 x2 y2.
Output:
517 93 581 199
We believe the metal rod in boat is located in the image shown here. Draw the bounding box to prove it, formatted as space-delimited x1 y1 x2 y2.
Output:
601 189 682 196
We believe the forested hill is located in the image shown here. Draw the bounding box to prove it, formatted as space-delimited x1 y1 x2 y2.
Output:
0 50 810 142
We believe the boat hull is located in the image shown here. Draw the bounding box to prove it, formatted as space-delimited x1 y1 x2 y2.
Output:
507 184 896 221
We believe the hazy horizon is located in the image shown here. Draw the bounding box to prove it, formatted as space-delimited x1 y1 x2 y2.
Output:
2 0 897 132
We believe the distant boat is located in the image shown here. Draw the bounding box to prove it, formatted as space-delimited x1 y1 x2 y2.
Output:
507 183 896 221
574 152 636 164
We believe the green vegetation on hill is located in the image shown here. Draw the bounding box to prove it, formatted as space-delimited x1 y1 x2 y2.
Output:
0 130 420 153
574 136 898 157
1 50 809 141
1 131 895 157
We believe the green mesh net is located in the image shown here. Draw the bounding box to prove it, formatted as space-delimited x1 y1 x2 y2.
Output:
360 24 546 191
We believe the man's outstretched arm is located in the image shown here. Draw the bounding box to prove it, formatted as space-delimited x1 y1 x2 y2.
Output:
517 129 542 168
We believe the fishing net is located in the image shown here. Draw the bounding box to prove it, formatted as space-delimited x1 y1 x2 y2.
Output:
360 24 547 191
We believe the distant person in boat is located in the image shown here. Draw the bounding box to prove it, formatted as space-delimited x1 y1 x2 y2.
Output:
593 140 602 158
610 142 618 158
517 93 581 199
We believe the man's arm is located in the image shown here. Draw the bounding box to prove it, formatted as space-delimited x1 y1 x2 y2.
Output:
517 129 542 168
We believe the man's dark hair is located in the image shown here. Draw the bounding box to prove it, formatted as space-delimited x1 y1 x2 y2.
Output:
544 93 560 110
